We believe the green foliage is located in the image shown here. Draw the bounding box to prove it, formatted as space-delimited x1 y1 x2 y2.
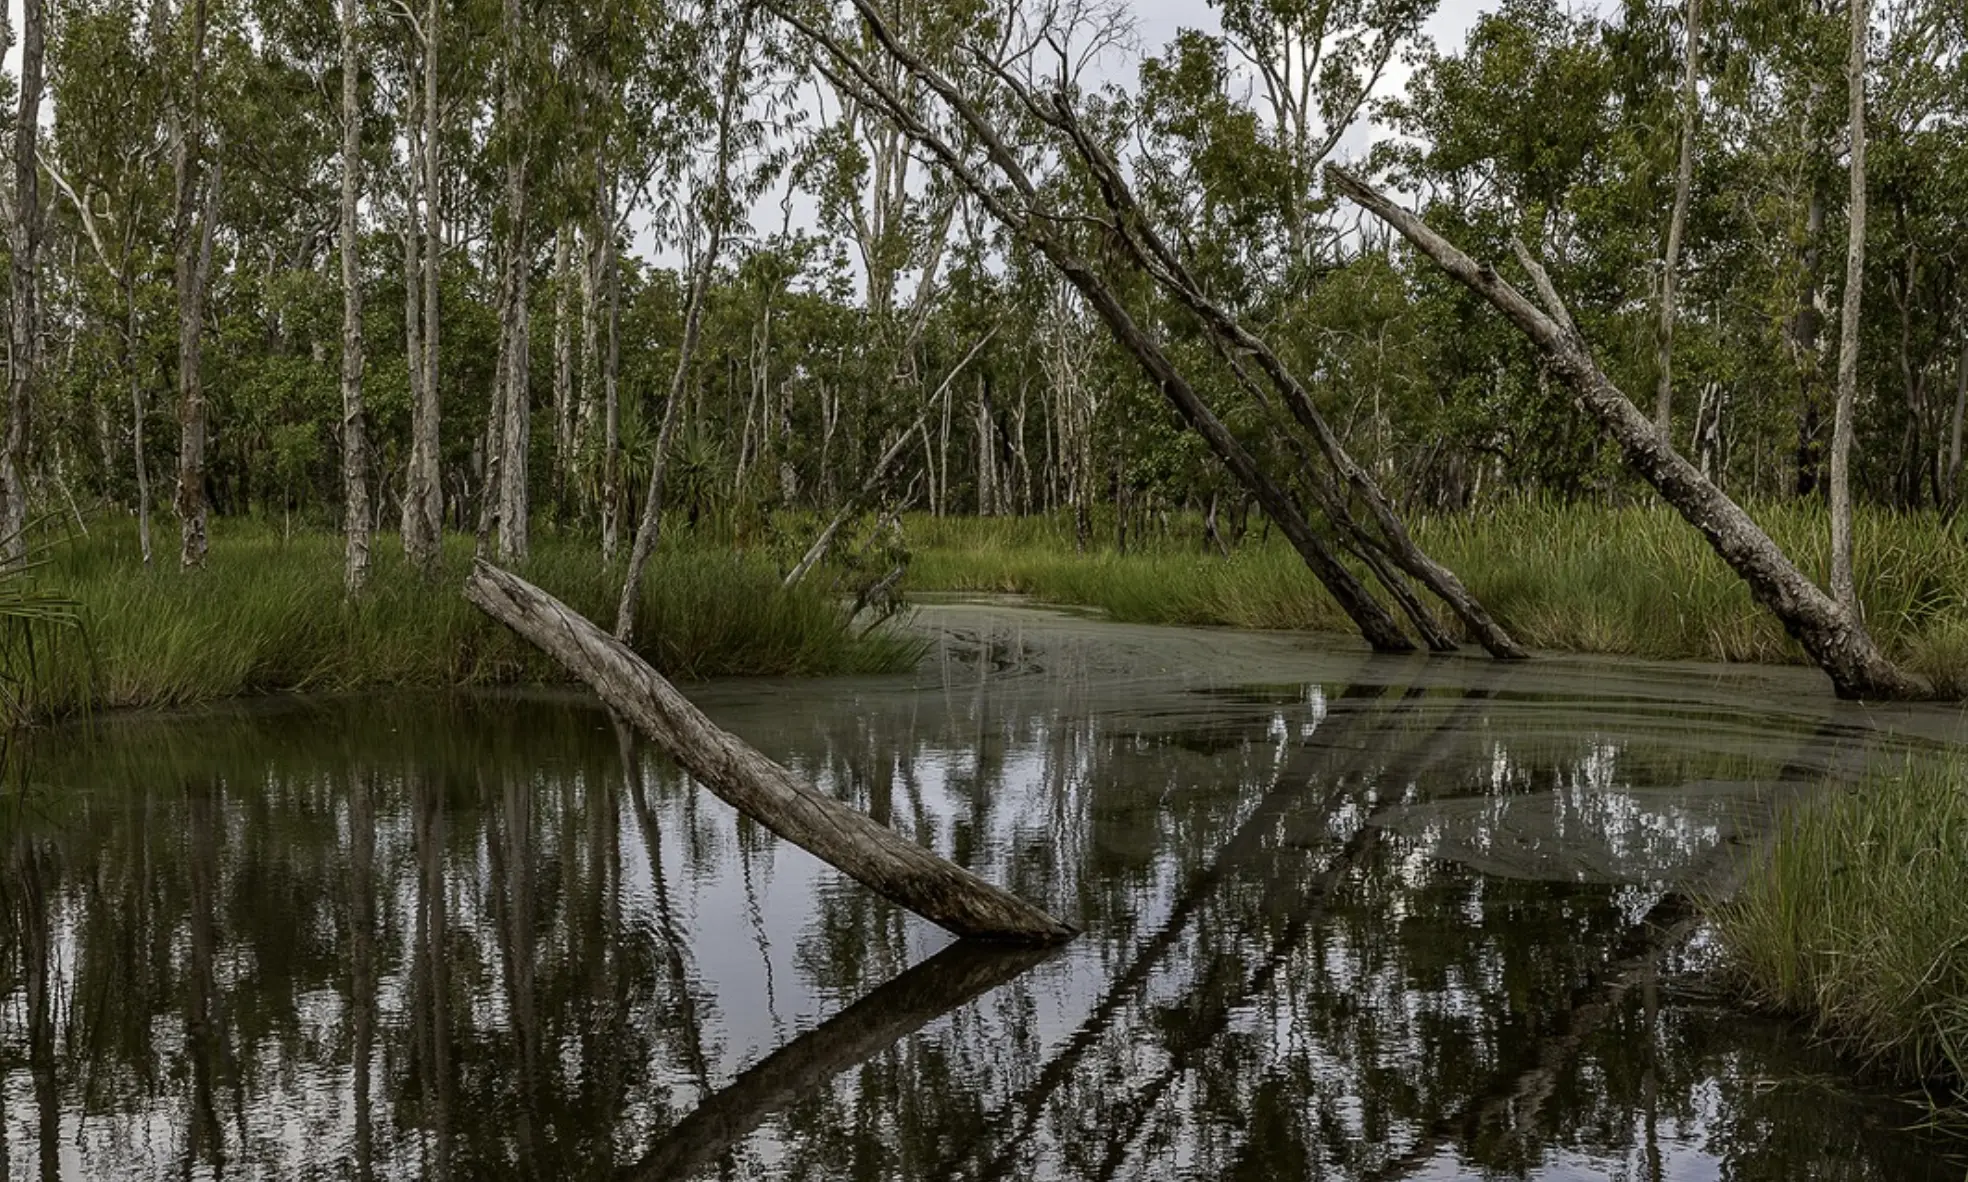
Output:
8 523 921 723
1715 756 1968 1089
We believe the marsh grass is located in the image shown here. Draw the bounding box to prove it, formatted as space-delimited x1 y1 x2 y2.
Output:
10 523 922 722
1714 758 1968 1092
905 502 1968 677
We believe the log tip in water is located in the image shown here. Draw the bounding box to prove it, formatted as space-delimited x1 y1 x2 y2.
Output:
465 558 1078 945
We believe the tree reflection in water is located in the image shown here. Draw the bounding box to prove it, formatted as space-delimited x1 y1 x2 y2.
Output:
1 628 1963 1180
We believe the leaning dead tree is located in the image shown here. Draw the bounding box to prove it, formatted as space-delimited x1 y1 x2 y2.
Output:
1031 90 1521 659
466 560 1076 941
767 0 1521 659
1326 165 1930 701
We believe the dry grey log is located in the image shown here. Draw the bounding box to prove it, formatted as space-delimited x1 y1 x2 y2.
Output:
465 560 1076 942
622 940 1053 1181
1327 164 1930 701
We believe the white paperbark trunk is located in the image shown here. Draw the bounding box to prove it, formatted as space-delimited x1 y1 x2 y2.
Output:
1 0 44 565
1654 0 1701 436
1829 0 1868 613
339 0 370 594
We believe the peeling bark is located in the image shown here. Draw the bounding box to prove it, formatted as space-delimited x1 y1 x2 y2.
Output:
402 0 444 572
339 0 370 594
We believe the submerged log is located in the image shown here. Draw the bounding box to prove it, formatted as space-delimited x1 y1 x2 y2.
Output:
464 560 1077 943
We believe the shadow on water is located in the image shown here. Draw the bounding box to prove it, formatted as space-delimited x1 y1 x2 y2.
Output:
2 603 1966 1180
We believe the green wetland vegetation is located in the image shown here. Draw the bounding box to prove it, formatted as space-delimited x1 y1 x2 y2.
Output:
905 504 1968 688
1718 756 1968 1090
3 522 921 721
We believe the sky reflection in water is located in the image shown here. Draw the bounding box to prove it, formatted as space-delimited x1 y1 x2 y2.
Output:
2 605 1963 1180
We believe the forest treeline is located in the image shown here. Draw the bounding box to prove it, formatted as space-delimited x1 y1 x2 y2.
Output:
1 0 1964 613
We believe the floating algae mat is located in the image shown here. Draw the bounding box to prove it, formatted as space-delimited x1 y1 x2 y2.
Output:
3 603 1964 1179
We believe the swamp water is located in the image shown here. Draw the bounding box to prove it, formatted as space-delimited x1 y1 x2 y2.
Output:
3 603 1966 1180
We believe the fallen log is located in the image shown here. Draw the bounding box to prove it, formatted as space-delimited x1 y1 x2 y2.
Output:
464 560 1077 943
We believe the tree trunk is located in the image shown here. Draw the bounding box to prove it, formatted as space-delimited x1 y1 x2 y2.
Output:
127 277 152 566
1047 94 1518 657
1328 164 1928 700
1 0 45 565
599 189 623 562
175 169 219 569
552 225 573 508
339 0 370 594
1793 189 1828 496
976 372 994 516
613 234 708 639
476 326 508 556
402 213 425 519
1948 336 1966 508
1654 0 1700 436
496 4 532 566
402 0 443 572
577 222 598 478
171 0 212 569
615 10 751 641
1829 0 1868 613
465 560 1076 942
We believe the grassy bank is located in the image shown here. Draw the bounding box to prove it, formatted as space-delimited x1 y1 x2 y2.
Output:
1715 758 1968 1095
7 524 922 722
903 503 1968 688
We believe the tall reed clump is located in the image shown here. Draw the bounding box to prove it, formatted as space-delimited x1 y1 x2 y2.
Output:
1713 757 1968 1094
1416 501 1968 675
9 524 922 723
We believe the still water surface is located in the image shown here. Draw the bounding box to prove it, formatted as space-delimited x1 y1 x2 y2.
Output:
3 604 1966 1180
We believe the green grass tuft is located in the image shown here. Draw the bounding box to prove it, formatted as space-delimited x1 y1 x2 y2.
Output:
1713 758 1968 1091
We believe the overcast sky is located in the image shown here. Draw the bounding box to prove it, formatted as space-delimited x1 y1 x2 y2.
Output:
1129 0 1502 65
705 0 1526 265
